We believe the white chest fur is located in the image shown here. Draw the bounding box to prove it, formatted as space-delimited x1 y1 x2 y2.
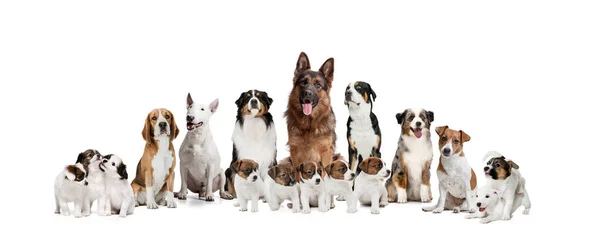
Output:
349 112 377 171
232 117 276 178
438 155 472 198
401 135 433 182
234 174 264 200
152 136 173 193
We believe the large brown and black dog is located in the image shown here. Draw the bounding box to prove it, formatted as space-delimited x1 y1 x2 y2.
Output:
284 52 336 169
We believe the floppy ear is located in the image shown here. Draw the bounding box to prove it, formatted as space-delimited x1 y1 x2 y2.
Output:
435 126 448 136
117 163 128 180
169 112 179 140
295 52 311 76
187 93 194 107
396 110 407 125
319 58 335 83
358 159 370 173
64 165 76 180
142 114 153 142
231 160 242 173
324 163 334 177
209 98 219 113
317 164 324 178
426 110 434 122
508 160 520 169
366 83 377 101
268 166 277 180
235 92 246 107
460 130 471 143
75 152 85 164
296 163 304 173
332 153 342 162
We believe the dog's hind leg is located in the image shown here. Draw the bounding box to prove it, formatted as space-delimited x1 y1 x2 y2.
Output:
217 169 233 200
54 195 60 214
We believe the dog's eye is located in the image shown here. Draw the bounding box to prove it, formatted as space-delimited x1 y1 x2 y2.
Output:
315 83 322 89
245 168 251 173
408 116 414 121
453 140 459 144
340 167 346 172
307 171 314 175
165 115 170 119
375 164 382 168
112 162 115 166
485 195 490 198
356 86 361 90
152 116 157 120
441 137 447 142
494 163 500 168
281 173 287 178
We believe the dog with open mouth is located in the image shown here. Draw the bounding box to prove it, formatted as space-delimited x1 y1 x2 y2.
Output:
175 93 232 201
465 185 530 223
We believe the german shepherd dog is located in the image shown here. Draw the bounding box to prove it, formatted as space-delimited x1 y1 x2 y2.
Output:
285 52 336 169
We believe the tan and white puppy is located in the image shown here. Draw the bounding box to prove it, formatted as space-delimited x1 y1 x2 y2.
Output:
266 158 300 213
482 151 531 220
296 160 328 213
465 185 530 223
324 155 357 213
354 157 390 214
231 159 264 212
54 163 88 217
131 108 179 209
101 154 135 217
423 126 477 214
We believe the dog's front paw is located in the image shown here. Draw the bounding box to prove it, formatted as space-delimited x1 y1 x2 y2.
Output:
420 185 432 202
291 207 301 213
302 208 311 214
480 218 492 224
453 207 461 213
269 204 280 211
370 207 380 214
379 200 389 208
432 207 444 213
146 202 159 209
318 206 329 213
502 214 511 220
61 211 70 216
74 213 83 218
523 208 530 215
82 211 91 217
422 205 436 212
220 191 233 200
336 195 346 201
397 190 408 203
233 202 240 207
251 207 258 213
468 206 477 213
175 191 187 200
167 200 177 208
465 213 478 219
346 207 358 213
205 195 214 202
239 207 248 212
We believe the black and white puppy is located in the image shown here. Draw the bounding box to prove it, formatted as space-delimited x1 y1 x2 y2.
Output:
344 81 381 175
75 149 105 216
225 89 277 198
54 163 88 217
101 154 135 217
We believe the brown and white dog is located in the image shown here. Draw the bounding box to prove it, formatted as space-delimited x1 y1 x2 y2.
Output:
423 126 477 214
296 160 328 213
353 157 390 214
266 158 301 213
131 108 179 209
284 52 336 169
386 108 435 203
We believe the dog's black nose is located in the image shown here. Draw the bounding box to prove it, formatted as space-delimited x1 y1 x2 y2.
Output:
186 115 194 122
250 99 258 105
476 202 481 207
416 121 422 127
316 178 321 183
302 89 314 98
159 122 167 129
443 148 451 155
84 181 88 186
484 167 490 172
345 91 352 100
351 173 355 177
252 175 257 180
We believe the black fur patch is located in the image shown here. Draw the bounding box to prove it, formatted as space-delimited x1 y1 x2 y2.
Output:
117 163 128 180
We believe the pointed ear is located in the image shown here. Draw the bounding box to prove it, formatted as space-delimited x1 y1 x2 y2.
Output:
187 93 193 107
295 52 311 76
209 98 219 113
460 130 471 143
319 58 334 83
508 160 520 169
426 111 434 122
324 163 334 176
142 114 153 142
117 163 128 180
366 83 377 101
268 166 277 180
358 159 370 173
396 110 407 125
435 126 448 136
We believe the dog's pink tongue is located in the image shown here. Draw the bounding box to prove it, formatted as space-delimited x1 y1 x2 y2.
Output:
302 103 312 115
479 208 485 212
414 129 422 138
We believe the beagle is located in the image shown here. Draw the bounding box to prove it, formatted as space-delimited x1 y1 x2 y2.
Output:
131 108 180 209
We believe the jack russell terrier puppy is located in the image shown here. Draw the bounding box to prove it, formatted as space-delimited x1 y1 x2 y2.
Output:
354 157 390 214
297 160 328 213
54 163 88 217
482 151 531 220
101 154 135 217
231 159 265 212
423 126 477 214
324 154 357 213
175 94 232 201
74 149 104 217
266 158 301 213
465 185 530 223
131 108 179 209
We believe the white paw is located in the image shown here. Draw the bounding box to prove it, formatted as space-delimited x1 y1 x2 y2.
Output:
336 196 346 201
119 214 127 218
239 207 248 212
61 211 70 216
233 202 240 207
397 192 408 203
167 200 177 208
292 207 301 213
379 200 389 207
176 192 187 200
251 207 258 213
468 207 477 213
318 207 329 212
453 207 461 213
302 208 311 214
480 218 491 224
146 202 159 209
205 195 214 202
158 200 167 206
346 207 358 213
74 213 83 218
82 211 91 216
370 207 380 214
432 207 444 213
422 205 436 212
270 205 280 211
330 203 336 209
465 214 478 219
98 210 107 216
523 208 530 215
420 185 431 202
502 214 511 220
220 192 233 200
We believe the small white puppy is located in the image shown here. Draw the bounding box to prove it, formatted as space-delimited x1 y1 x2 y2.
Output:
265 159 300 213
101 154 135 217
296 161 328 214
74 149 105 216
54 163 88 217
354 157 390 214
231 159 265 212
324 157 357 213
482 151 531 220
465 185 530 223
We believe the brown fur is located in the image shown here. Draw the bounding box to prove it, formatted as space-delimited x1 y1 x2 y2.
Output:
297 161 324 181
131 108 179 201
386 155 408 202
435 125 477 191
487 157 518 180
66 165 86 182
325 160 349 180
285 52 336 170
231 159 259 180
75 149 101 174
268 161 296 186
358 157 385 175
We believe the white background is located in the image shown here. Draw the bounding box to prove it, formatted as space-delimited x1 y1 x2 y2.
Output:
1 0 598 241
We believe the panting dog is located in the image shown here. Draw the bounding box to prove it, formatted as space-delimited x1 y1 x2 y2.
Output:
285 52 336 169
465 185 531 223
131 108 179 209
225 89 277 198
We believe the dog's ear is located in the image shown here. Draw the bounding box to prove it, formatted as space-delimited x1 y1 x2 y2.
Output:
168 111 179 141
396 110 408 125
358 159 370 174
209 98 219 113
324 163 334 177
366 83 377 102
508 160 520 169
426 110 434 122
493 189 503 197
117 163 128 180
75 152 85 164
296 163 304 173
460 130 471 143
268 166 278 180
64 165 76 180
235 92 246 108
319 58 335 84
231 160 243 173
435 126 448 136
187 93 194 107
295 52 311 76
142 113 153 142
262 92 273 108
317 163 324 178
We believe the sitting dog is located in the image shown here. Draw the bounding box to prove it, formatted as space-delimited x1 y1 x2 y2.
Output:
175 94 231 201
297 160 328 213
131 108 179 209
225 89 277 198
482 151 531 220
324 154 357 213
465 185 530 223
266 158 300 213
102 154 135 217
74 149 104 216
354 157 390 214
423 126 477 214
231 159 264 212
54 163 88 217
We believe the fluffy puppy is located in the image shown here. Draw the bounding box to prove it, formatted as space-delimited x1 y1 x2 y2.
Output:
101 154 135 217
324 154 357 213
75 149 106 216
231 159 264 212
265 158 300 213
297 160 328 213
465 185 530 223
386 108 435 203
54 163 88 217
482 151 531 220
354 157 390 214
